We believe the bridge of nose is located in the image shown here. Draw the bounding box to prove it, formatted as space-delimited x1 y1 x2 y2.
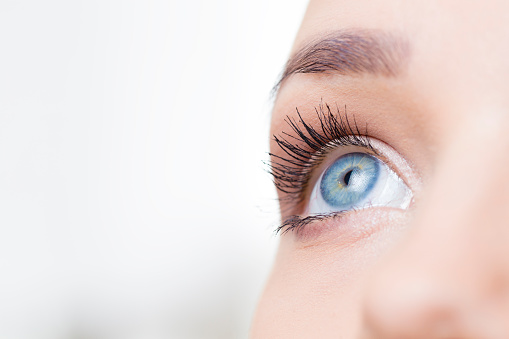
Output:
362 109 509 338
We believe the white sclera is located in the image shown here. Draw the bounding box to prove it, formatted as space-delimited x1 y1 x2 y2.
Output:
307 155 412 215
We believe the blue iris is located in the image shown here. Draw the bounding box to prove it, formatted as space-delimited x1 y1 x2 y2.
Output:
320 153 380 209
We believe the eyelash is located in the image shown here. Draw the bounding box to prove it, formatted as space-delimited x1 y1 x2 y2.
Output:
268 102 377 234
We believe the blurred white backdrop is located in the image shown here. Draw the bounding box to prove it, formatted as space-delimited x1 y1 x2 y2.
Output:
0 1 308 338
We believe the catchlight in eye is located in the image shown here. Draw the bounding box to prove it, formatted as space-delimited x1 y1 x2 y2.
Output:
308 152 412 215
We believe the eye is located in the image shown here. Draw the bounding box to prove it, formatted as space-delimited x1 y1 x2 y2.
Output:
308 152 412 215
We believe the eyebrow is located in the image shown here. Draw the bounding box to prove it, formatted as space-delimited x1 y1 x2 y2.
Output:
275 30 410 92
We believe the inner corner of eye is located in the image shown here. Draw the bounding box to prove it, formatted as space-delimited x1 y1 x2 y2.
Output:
306 152 412 216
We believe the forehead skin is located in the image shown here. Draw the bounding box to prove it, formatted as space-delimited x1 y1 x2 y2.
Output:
272 0 509 184
291 0 509 120
253 1 509 338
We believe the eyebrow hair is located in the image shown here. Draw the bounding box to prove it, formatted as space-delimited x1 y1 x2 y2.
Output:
274 30 410 93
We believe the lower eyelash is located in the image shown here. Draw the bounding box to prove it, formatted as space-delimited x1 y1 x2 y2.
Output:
268 102 375 211
275 214 335 235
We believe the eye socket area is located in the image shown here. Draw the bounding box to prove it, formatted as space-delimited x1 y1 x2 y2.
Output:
306 144 413 217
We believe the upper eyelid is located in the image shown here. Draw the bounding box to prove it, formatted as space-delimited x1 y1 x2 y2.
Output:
269 101 420 211
268 102 375 208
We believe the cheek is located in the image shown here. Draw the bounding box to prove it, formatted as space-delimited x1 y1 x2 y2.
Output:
251 210 409 338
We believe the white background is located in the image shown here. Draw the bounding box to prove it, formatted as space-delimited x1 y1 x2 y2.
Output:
0 1 308 338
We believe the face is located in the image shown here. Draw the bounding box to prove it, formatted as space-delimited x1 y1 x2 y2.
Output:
252 0 509 338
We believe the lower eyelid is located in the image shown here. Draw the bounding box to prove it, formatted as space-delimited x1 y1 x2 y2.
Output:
284 144 415 237
287 208 410 248
275 140 416 234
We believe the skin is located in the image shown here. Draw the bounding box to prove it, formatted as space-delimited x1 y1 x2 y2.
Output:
251 0 509 338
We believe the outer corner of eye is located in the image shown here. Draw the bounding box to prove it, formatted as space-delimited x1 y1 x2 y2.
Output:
307 152 413 216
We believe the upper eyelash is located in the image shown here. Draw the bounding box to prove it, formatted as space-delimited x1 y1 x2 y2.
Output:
267 102 376 214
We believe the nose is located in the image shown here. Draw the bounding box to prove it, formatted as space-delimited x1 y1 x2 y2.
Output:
361 116 509 338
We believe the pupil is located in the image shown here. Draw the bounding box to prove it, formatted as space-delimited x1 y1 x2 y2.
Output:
343 169 353 186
